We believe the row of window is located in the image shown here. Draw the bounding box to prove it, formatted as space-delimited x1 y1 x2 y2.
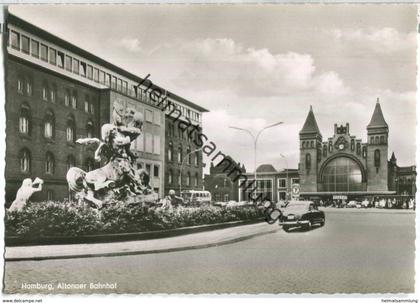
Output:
369 135 387 145
277 178 300 188
167 144 200 166
131 133 161 155
19 148 93 174
10 28 202 123
17 76 96 114
19 104 94 141
167 169 200 187
167 122 201 142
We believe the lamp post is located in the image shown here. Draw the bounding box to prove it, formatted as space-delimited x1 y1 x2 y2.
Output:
229 121 283 202
179 147 203 197
280 154 289 202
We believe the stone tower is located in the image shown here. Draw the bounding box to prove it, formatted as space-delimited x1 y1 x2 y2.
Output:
299 106 322 193
366 99 389 191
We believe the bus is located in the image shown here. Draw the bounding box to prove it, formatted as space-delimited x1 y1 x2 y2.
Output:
181 190 212 206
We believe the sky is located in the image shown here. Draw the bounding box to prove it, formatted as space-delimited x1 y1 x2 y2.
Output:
10 4 417 172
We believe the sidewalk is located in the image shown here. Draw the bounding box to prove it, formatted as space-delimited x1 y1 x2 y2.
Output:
5 222 278 262
320 207 415 214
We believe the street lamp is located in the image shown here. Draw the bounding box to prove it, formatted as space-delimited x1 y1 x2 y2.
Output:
179 146 203 196
280 154 289 202
229 121 283 202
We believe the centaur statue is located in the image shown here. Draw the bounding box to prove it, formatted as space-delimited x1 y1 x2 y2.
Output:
66 103 158 209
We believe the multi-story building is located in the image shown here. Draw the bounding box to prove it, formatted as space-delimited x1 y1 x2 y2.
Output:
238 164 299 203
298 100 416 201
164 109 208 196
203 155 246 202
5 13 207 205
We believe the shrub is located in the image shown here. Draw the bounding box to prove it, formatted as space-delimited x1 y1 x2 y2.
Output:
5 201 263 238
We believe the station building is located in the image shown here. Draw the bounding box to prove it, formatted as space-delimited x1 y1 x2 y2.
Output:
235 101 415 204
298 100 416 202
5 13 207 205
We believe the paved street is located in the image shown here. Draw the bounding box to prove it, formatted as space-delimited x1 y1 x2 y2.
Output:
4 208 415 294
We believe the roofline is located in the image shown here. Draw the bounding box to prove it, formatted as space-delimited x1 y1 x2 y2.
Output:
7 13 209 113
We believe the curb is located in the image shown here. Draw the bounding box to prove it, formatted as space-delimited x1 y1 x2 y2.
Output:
320 208 415 215
6 218 264 247
5 227 278 262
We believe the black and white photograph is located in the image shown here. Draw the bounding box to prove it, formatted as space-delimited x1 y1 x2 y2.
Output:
1 3 417 300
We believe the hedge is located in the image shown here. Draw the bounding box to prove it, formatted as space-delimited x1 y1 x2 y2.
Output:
5 201 263 237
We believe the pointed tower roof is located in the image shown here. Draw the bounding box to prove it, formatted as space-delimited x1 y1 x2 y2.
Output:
390 152 397 162
367 98 388 130
300 105 321 136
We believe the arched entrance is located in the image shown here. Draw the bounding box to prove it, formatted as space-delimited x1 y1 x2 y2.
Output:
320 156 365 192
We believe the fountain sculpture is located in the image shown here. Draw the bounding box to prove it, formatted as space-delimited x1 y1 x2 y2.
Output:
66 103 158 209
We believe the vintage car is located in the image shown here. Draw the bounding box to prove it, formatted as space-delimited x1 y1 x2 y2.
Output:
279 201 325 232
346 200 357 208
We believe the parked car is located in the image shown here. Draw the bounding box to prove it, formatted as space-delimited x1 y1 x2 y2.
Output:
279 201 325 232
361 200 370 208
346 200 357 208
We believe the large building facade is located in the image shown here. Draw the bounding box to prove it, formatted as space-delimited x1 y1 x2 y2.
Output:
164 108 208 197
298 101 416 201
203 155 246 202
5 13 207 205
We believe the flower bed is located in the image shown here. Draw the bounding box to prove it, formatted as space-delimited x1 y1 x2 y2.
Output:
5 201 263 238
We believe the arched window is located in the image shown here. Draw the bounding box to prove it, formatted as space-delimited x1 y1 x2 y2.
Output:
71 91 77 109
380 136 384 144
168 143 173 161
323 144 327 157
42 82 49 101
186 172 191 186
187 147 192 164
178 147 182 163
86 121 94 138
44 110 55 139
321 157 363 192
19 148 31 173
66 155 76 171
26 77 32 96
168 170 173 184
351 139 355 151
50 84 57 103
17 77 24 94
328 141 333 152
375 136 379 144
362 146 367 158
45 152 55 174
305 153 311 170
66 115 75 142
374 149 380 168
370 136 374 144
64 89 70 106
84 95 90 113
310 141 314 148
195 151 199 166
195 173 199 187
19 104 30 135
356 143 361 155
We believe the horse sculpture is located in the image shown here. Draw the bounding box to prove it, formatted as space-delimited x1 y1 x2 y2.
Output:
66 103 158 209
